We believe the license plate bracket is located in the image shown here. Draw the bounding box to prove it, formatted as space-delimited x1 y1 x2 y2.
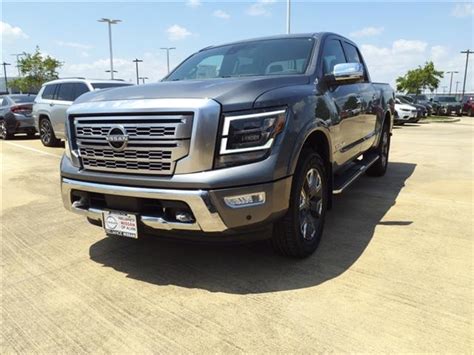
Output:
103 211 138 239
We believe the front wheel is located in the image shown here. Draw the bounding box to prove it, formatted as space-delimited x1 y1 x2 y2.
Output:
39 118 60 147
366 123 390 177
272 151 328 258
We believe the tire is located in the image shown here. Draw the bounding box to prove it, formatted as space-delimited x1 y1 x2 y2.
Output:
366 122 390 177
271 151 328 258
0 120 13 140
436 108 443 116
39 118 60 147
469 108 473 117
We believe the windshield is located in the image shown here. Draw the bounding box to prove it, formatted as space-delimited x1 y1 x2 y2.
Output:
396 96 412 104
437 96 457 102
10 95 36 103
92 83 132 90
166 37 315 81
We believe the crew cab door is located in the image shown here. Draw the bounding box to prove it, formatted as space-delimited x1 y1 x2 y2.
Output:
50 83 89 138
320 37 365 165
341 41 378 151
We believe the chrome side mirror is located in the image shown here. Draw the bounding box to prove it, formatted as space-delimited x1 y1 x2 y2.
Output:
332 63 364 83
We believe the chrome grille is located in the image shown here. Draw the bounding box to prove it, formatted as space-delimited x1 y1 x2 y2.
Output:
73 114 193 175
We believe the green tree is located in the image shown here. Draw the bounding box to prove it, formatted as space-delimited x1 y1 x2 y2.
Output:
8 47 62 93
396 61 444 94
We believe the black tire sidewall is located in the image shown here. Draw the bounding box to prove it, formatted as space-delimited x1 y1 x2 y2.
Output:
287 152 328 255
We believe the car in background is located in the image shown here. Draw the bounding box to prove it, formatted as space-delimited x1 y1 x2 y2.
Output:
461 95 474 116
396 95 427 118
0 94 37 140
33 78 134 146
394 98 418 124
407 94 433 116
430 96 462 116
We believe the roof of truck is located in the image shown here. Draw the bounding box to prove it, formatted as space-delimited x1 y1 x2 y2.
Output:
199 32 322 52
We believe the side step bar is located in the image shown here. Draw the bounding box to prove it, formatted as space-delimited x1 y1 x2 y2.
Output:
333 154 379 194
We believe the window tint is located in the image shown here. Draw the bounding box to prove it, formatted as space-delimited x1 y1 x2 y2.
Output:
166 38 315 81
74 83 89 98
42 84 57 99
10 95 36 103
56 83 76 101
322 39 346 75
91 83 132 89
342 42 361 63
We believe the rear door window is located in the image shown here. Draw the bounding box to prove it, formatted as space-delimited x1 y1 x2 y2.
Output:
42 84 57 99
73 83 90 99
56 83 76 102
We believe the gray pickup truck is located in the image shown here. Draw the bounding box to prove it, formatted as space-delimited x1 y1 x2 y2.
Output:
61 33 394 258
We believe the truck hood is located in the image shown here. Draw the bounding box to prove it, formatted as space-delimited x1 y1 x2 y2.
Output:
74 75 310 111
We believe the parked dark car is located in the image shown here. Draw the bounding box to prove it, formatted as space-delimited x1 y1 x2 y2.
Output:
396 95 427 118
0 94 37 139
430 96 462 116
461 95 474 116
407 94 433 116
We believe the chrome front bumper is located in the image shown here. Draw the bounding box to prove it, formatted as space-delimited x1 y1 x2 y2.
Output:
61 178 228 232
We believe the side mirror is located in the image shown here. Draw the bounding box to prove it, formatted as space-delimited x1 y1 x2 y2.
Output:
327 63 364 84
429 98 433 102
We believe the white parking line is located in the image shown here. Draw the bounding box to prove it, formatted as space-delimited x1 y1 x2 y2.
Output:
3 142 63 158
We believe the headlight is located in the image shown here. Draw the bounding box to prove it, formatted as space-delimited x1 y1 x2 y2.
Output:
65 118 81 167
215 109 287 168
401 108 410 112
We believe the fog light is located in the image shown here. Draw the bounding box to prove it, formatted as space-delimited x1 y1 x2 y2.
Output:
224 192 266 208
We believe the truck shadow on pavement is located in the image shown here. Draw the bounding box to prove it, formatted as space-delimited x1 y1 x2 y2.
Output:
89 162 416 294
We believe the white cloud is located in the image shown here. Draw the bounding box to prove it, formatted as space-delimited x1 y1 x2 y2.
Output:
392 39 427 53
247 0 276 16
359 39 473 92
213 9 230 19
60 53 170 83
350 26 384 38
56 40 92 50
186 0 201 8
451 3 474 18
166 24 192 41
0 21 29 41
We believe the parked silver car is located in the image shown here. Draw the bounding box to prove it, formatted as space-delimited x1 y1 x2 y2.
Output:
33 78 133 146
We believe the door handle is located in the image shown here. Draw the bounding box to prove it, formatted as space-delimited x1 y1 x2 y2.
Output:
49 103 54 107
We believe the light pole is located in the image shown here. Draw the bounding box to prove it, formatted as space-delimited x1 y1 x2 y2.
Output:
105 70 118 78
446 71 458 95
455 81 460 95
2 62 11 92
11 53 25 77
139 76 149 84
160 47 176 74
442 86 447 94
460 49 473 100
98 18 122 79
286 0 291 34
132 58 143 85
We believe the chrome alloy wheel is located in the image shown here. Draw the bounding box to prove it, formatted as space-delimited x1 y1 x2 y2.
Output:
299 168 323 241
40 120 52 144
0 121 7 139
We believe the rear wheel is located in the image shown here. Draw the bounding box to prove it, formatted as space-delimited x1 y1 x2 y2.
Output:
272 151 328 258
366 123 390 177
39 118 60 147
468 108 473 117
0 120 12 140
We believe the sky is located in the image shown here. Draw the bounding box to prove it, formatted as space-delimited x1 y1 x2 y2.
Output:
1 0 474 92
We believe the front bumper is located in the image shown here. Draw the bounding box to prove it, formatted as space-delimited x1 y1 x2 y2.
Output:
61 176 291 235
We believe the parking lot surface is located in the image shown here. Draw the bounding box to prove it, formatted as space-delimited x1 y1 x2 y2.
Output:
1 119 473 353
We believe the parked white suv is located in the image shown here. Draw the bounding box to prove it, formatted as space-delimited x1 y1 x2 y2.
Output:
33 78 133 146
